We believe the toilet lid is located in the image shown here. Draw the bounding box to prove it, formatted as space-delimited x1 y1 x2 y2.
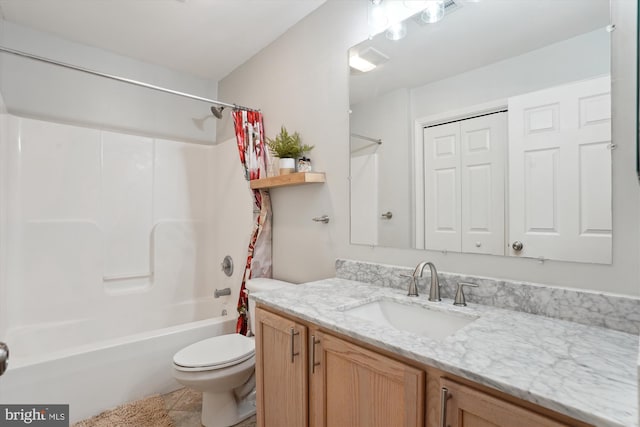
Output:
173 334 255 369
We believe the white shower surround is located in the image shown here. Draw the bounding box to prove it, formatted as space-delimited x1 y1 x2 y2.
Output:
0 115 232 421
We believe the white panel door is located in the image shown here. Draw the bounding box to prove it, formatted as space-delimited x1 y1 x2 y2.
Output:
508 76 611 263
350 153 378 245
424 122 461 252
460 113 506 255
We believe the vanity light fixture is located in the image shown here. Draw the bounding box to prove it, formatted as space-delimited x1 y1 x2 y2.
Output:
368 0 450 38
403 1 429 11
368 0 414 37
386 22 408 41
349 55 377 72
369 0 390 34
421 0 445 23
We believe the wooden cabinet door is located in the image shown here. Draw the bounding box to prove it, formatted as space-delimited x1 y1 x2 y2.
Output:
255 308 308 427
310 330 424 427
440 378 569 427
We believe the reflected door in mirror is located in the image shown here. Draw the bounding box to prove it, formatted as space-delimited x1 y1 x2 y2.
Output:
422 112 506 256
508 76 612 264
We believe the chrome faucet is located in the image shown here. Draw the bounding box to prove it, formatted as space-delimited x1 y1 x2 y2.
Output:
413 261 441 302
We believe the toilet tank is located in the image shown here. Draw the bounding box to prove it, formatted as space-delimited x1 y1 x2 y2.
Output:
246 278 294 334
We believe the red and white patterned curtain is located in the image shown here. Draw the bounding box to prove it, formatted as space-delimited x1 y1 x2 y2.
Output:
232 109 272 335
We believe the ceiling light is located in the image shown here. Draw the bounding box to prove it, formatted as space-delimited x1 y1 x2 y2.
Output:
349 56 377 72
421 0 445 23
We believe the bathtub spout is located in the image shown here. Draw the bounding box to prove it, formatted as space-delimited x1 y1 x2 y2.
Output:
214 288 232 298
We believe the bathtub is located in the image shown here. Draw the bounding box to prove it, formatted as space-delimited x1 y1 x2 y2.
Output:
0 300 236 423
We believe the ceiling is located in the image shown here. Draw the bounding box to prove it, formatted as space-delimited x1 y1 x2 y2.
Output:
0 0 326 81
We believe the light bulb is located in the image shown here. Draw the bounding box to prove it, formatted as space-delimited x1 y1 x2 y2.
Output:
369 3 389 33
386 22 407 41
421 0 445 24
403 1 429 10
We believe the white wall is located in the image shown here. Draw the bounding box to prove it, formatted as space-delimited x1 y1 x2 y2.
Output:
0 20 218 144
411 28 610 119
218 0 640 296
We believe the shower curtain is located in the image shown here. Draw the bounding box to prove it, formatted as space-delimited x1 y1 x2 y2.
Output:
232 109 272 335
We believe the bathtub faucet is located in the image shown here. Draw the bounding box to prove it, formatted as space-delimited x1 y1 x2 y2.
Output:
214 288 231 298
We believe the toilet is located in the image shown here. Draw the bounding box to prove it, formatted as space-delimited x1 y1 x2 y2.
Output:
172 278 294 427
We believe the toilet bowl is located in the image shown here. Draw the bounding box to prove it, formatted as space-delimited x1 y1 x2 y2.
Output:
172 278 294 427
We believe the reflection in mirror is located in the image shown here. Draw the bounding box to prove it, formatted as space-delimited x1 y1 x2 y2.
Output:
349 0 612 264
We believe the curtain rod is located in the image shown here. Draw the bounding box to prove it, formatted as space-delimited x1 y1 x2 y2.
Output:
350 133 382 144
0 45 259 113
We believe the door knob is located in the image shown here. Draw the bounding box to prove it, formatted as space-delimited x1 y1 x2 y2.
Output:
511 241 524 251
381 211 393 220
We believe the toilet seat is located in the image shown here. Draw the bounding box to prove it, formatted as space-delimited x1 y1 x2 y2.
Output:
173 334 255 372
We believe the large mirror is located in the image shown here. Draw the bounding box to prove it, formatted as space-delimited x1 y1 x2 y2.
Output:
349 0 612 264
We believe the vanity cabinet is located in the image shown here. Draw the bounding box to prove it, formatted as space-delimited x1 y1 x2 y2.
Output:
310 330 425 427
255 306 590 427
439 378 569 427
255 307 424 427
254 308 308 427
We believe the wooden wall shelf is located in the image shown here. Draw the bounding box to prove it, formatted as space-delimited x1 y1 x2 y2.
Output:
250 172 326 190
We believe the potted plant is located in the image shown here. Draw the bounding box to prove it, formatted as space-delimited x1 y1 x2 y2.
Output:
266 126 314 175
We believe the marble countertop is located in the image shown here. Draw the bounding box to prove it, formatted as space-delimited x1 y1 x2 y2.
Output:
250 278 639 427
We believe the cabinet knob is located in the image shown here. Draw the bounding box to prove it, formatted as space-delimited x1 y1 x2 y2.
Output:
511 241 524 251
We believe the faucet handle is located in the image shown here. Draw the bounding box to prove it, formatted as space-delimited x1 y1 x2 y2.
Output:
400 273 419 297
453 282 478 306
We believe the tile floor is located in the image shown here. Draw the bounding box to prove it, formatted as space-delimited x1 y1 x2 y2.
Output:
161 387 256 427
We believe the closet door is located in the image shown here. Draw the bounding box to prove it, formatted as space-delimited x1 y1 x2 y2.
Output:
424 122 461 252
423 113 506 255
508 76 611 263
460 113 506 255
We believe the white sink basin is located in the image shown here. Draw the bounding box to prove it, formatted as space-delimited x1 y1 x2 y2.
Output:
345 298 478 340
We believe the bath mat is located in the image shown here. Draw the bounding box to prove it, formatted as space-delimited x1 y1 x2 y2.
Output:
72 395 174 427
